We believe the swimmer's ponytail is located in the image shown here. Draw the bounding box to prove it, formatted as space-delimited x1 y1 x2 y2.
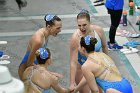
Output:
90 38 97 45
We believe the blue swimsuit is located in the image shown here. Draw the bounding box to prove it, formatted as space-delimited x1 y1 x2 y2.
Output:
20 51 38 66
78 31 102 65
96 78 133 93
20 39 48 66
91 51 132 93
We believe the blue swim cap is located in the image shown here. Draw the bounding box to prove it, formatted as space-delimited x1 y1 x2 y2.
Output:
85 35 92 45
38 48 49 59
80 9 89 14
44 14 56 21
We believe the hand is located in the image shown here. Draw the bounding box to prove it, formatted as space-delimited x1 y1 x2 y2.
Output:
67 87 74 93
69 83 76 93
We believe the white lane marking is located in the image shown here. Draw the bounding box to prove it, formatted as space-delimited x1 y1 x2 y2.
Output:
0 29 75 37
0 41 7 45
0 14 77 21
0 6 109 22
0 28 109 37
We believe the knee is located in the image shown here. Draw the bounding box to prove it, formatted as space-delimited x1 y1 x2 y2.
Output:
79 85 90 93
106 88 121 93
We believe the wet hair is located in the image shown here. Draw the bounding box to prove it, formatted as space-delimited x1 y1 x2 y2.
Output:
35 48 51 64
80 35 98 53
44 14 61 27
77 9 90 22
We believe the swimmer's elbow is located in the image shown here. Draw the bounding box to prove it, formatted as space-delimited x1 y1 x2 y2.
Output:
26 62 33 67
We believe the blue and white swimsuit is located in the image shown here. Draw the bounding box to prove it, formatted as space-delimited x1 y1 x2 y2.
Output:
78 30 102 65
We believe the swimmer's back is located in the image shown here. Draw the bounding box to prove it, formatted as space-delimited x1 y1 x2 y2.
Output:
87 52 122 81
23 66 54 92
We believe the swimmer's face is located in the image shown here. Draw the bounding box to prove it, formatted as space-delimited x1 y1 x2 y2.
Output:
77 18 90 34
50 21 62 36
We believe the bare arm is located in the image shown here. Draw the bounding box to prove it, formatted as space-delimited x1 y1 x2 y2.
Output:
51 76 70 93
74 77 87 93
81 65 99 93
99 28 108 55
26 39 42 67
94 26 108 55
70 35 79 87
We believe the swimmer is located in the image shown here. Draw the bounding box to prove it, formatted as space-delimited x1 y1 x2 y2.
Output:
70 9 108 93
73 35 133 93
18 14 62 80
22 48 71 93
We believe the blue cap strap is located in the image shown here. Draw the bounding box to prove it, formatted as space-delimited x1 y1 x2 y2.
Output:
44 14 55 21
85 35 91 45
39 48 49 59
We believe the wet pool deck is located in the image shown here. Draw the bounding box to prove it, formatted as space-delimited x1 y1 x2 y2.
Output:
0 0 140 92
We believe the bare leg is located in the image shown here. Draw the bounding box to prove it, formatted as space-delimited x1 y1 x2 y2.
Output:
106 88 122 93
18 63 26 80
75 64 90 93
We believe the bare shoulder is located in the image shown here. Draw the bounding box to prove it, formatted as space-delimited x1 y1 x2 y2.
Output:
23 66 33 80
81 61 93 72
30 33 42 47
82 58 100 73
92 25 104 35
71 30 79 41
24 66 33 74
70 30 79 47
33 68 53 84
50 73 59 85
81 59 94 68
39 69 52 81
39 69 59 83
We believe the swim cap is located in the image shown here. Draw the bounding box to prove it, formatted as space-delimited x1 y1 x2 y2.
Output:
38 48 49 59
44 14 56 21
85 35 92 45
